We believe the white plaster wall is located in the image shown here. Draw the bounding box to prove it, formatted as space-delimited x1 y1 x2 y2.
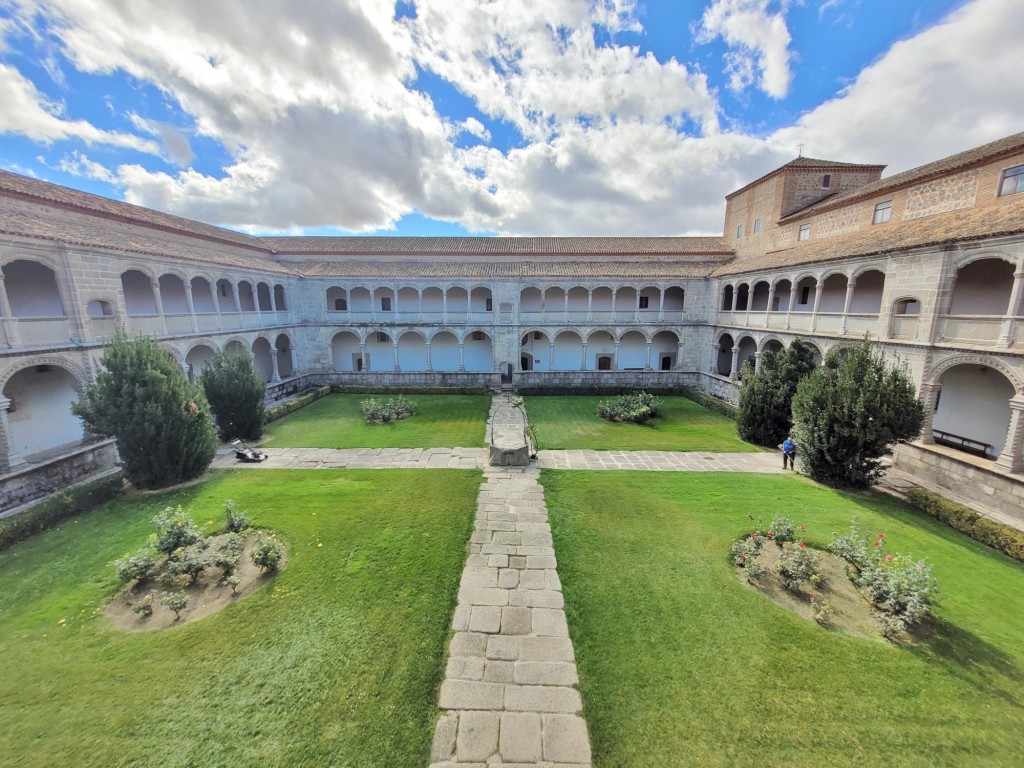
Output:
191 278 217 312
331 332 359 372
553 333 582 370
618 332 647 368
934 365 1014 456
850 270 885 312
949 259 1014 315
159 274 189 313
4 366 83 455
3 260 64 316
421 288 444 312
818 275 848 312
252 338 273 380
464 335 493 371
186 345 216 378
398 333 427 371
431 332 460 371
364 332 394 371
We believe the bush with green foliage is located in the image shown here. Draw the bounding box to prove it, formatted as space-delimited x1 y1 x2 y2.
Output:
159 591 188 620
151 506 205 555
71 331 216 489
791 340 924 487
199 350 266 440
737 340 818 446
212 533 245 575
904 488 1024 563
250 534 283 572
130 594 154 617
112 548 157 583
596 391 663 423
166 545 212 585
777 543 821 591
361 395 418 423
766 516 801 545
829 520 939 635
223 499 251 533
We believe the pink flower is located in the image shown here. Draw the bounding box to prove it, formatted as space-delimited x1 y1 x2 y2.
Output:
810 594 818 600
768 531 774 537
799 525 805 531
799 542 806 549
885 554 893 561
873 541 880 547
877 534 885 539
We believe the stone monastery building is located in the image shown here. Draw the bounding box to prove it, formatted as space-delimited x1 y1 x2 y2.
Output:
1 132 1023 517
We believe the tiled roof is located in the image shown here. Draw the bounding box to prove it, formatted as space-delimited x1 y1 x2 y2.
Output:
780 131 1024 221
301 259 727 279
0 204 297 275
0 169 268 251
713 198 1024 277
263 235 732 257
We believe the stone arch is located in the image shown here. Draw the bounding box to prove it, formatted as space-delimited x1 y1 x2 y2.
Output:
185 342 218 382
183 337 222 356
949 257 1015 315
274 332 294 377
618 330 648 370
651 330 680 370
251 336 274 380
931 360 1018 459
552 329 584 371
1 258 66 318
331 331 361 372
716 332 735 376
585 327 617 343
736 334 758 371
0 355 89 392
759 335 786 352
464 329 494 372
2 358 87 459
397 329 428 371
926 353 1022 395
430 330 461 371
520 329 552 372
952 248 1017 270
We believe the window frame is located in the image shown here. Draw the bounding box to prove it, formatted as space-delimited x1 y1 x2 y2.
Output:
638 296 650 309
753 218 761 234
998 164 1024 197
736 223 744 238
380 296 392 312
873 200 893 224
797 224 810 241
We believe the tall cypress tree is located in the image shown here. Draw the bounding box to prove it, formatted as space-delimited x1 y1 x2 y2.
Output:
791 340 924 488
737 339 818 447
72 331 217 489
199 349 267 440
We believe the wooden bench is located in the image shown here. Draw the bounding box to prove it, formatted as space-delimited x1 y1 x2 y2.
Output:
932 429 992 458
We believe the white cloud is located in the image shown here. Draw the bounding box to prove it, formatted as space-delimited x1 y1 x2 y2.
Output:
128 113 195 165
771 0 1024 173
0 61 159 152
696 0 796 99
56 150 115 181
460 117 491 142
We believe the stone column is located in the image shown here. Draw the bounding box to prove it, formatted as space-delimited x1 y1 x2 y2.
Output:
392 341 400 372
269 346 281 384
0 395 27 472
587 289 594 322
359 342 367 372
214 283 224 330
754 351 761 373
840 278 857 335
658 289 665 322
999 265 1024 346
809 280 824 332
676 340 685 370
231 282 241 318
918 382 940 445
548 342 555 370
425 342 433 372
785 283 799 330
709 342 718 374
765 284 776 327
580 342 588 371
183 281 198 332
730 346 740 380
0 272 23 347
644 341 653 371
458 342 465 372
995 396 1024 473
563 289 569 318
612 341 620 370
151 278 168 334
442 290 448 324
289 345 298 377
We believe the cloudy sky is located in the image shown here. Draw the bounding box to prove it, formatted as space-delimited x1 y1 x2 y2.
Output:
0 0 1021 236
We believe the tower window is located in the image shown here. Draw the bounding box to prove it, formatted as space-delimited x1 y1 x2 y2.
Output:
753 218 761 234
822 174 831 188
873 200 893 224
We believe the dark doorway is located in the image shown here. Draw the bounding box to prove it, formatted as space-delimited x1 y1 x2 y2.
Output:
661 356 672 371
597 356 612 371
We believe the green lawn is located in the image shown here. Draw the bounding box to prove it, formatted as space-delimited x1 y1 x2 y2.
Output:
525 395 757 451
262 394 490 448
543 470 1024 768
0 468 480 768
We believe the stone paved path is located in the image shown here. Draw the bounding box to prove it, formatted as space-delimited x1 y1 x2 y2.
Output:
535 449 779 472
429 395 590 767
210 446 486 470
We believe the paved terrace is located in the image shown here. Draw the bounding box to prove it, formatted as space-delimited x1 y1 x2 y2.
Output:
212 396 785 767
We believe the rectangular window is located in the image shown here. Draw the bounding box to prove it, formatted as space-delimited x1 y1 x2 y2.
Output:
473 331 484 341
736 223 744 238
639 296 650 309
822 174 831 188
753 218 761 234
533 331 542 340
377 332 388 343
485 297 493 311
798 224 810 241
381 296 392 311
800 286 810 305
334 298 347 311
999 164 1024 196
220 284 228 297
873 200 892 224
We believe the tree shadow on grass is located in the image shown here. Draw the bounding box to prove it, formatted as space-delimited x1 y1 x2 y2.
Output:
908 617 1024 706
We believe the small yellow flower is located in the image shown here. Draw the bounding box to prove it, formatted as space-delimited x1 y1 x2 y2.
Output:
316 542 323 548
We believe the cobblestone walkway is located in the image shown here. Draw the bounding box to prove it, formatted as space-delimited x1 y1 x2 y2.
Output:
535 449 780 472
210 446 486 470
429 398 591 767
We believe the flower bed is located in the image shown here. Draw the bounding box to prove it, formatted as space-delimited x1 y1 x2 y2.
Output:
595 391 663 424
360 395 418 423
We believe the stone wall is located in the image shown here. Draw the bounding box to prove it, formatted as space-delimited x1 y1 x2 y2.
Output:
695 372 740 404
0 438 119 513
514 370 698 390
903 170 980 220
305 371 498 389
893 441 1024 525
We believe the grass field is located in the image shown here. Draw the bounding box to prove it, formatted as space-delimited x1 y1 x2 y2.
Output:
0 468 480 768
524 395 757 452
543 470 1024 768
262 393 491 448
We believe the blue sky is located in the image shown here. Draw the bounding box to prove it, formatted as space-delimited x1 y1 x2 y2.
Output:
0 0 1019 236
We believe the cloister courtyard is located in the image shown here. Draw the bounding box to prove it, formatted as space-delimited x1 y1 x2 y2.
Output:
1 392 1023 768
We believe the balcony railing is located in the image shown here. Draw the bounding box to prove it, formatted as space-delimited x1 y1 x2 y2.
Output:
90 316 117 341
165 314 193 334
126 315 164 335
844 314 878 336
12 317 73 345
937 315 1004 344
196 313 220 332
814 314 842 333
890 315 919 340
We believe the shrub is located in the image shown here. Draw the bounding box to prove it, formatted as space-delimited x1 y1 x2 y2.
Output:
224 500 251 533
251 534 283 572
112 548 157 583
904 488 1024 564
131 594 154 617
0 473 124 552
212 533 245 575
809 593 832 626
791 340 924 488
159 591 188 620
166 545 212 585
361 395 418 423
199 349 267 440
266 386 332 422
596 391 663 424
730 532 765 566
737 340 818 447
151 506 205 555
766 516 800 545
71 331 217 490
224 573 242 596
777 543 820 591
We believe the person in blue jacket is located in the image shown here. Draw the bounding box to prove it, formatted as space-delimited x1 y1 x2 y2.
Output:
780 436 797 469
